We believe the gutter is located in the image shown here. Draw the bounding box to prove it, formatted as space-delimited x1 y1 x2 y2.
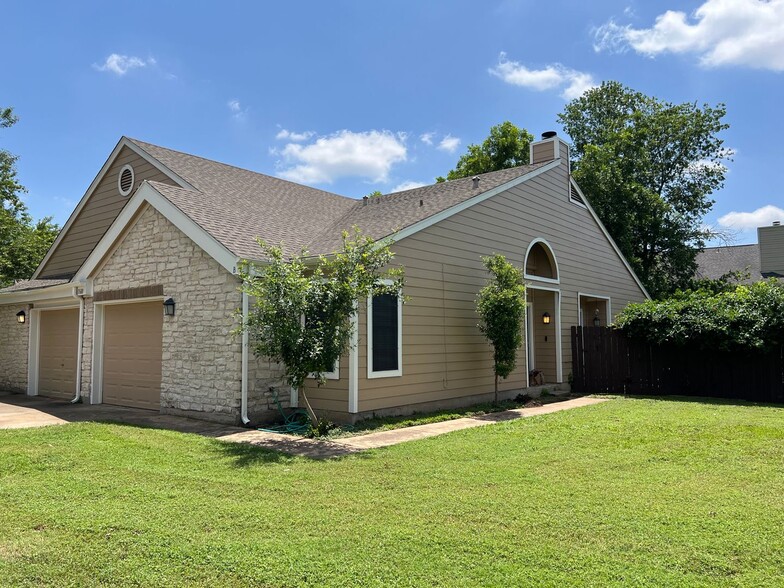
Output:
240 289 250 425
71 285 85 403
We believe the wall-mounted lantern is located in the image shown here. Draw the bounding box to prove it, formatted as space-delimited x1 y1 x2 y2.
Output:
593 309 601 327
163 298 176 317
16 310 26 324
542 312 551 325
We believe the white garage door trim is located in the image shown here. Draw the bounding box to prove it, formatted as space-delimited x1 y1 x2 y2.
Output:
27 305 80 397
91 296 163 406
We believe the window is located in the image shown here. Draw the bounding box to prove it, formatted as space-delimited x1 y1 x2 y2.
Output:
524 239 560 284
367 285 402 378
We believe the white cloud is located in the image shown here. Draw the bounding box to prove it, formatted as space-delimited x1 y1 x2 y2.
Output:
718 205 784 230
227 99 248 121
437 135 461 153
489 52 598 99
392 180 428 193
276 130 407 184
593 0 784 71
420 132 435 145
275 128 315 142
93 53 155 75
228 100 241 112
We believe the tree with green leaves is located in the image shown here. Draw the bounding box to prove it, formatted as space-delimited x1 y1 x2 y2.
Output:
437 121 533 182
238 229 403 423
476 254 526 404
558 81 730 298
1 107 59 287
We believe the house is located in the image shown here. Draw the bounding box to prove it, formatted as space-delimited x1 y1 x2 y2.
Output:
0 132 648 424
695 222 784 283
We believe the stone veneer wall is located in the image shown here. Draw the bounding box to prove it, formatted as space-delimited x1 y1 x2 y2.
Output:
0 304 30 392
90 205 244 423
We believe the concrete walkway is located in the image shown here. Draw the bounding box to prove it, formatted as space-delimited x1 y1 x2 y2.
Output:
0 391 242 437
217 396 609 458
0 391 609 459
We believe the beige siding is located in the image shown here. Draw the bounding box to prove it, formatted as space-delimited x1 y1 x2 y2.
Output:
357 156 646 412
304 356 349 413
38 147 175 279
758 225 784 275
532 142 554 164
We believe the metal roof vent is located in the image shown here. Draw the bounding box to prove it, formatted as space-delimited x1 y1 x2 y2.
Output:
773 221 781 226
472 176 480 189
118 164 135 197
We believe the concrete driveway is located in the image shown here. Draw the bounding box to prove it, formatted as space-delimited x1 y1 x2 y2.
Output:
0 391 242 437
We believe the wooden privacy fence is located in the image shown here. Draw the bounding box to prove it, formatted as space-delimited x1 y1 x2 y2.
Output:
571 326 784 404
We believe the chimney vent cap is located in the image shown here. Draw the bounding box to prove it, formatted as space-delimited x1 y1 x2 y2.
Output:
472 176 480 189
541 131 557 140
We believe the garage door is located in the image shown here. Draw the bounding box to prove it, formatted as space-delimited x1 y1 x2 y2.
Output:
102 301 162 410
38 308 79 400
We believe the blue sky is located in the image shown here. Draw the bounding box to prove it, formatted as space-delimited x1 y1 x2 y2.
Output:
3 0 783 244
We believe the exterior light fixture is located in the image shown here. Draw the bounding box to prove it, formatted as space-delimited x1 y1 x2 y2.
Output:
163 297 176 317
16 310 26 324
593 309 601 327
542 312 551 325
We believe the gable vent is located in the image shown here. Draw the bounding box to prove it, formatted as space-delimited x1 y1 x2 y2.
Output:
118 164 135 196
569 182 585 205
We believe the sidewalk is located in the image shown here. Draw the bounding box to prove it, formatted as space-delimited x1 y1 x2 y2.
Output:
217 396 609 458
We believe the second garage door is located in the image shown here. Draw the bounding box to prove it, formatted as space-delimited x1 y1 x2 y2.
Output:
102 301 163 410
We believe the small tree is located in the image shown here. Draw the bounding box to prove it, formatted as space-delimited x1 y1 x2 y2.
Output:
238 228 403 423
476 254 526 403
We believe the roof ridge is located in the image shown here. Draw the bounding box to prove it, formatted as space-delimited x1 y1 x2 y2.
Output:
126 137 354 202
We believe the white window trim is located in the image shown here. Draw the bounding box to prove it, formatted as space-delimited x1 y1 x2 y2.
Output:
367 280 403 379
524 237 560 284
577 292 612 327
309 359 340 381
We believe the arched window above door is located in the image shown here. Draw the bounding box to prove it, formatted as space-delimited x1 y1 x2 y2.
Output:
524 239 559 283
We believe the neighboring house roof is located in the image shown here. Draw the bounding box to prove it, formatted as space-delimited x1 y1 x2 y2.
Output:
0 278 70 293
307 163 548 254
695 244 762 283
127 139 357 259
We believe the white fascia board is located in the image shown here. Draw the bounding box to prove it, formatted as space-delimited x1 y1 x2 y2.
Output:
32 137 194 279
74 181 238 281
385 160 561 246
570 180 651 300
0 283 77 305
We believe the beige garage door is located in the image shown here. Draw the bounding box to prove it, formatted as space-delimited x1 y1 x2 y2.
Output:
103 301 162 410
38 308 79 400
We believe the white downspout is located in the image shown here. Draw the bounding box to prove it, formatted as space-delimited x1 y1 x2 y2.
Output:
241 289 250 425
71 286 85 403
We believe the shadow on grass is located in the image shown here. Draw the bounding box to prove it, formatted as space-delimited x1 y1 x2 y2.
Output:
212 439 300 467
613 393 783 410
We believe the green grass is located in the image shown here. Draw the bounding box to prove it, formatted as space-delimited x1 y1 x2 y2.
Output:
1 397 782 587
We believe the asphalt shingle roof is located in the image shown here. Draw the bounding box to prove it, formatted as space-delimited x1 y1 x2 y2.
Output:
694 244 762 283
130 137 550 259
0 278 70 293
128 138 357 259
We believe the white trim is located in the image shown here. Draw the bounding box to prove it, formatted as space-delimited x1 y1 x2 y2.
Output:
32 137 194 280
527 285 562 383
290 386 298 408
95 295 164 307
367 280 403 379
569 180 651 299
525 300 534 382
27 308 40 396
308 359 339 381
0 283 78 305
72 290 85 403
117 164 135 197
74 181 238 281
348 307 359 413
524 237 560 284
241 290 250 425
577 292 612 327
385 160 561 246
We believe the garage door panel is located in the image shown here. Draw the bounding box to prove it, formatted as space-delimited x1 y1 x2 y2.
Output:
38 308 79 400
102 301 162 410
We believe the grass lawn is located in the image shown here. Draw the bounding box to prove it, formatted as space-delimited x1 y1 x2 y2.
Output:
1 397 782 587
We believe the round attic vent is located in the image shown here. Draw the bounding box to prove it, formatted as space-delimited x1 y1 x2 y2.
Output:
118 164 135 196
